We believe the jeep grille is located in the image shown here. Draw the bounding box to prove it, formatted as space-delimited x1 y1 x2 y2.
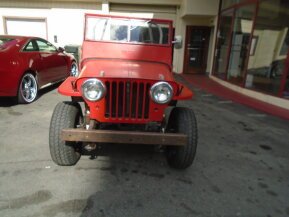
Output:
105 81 151 120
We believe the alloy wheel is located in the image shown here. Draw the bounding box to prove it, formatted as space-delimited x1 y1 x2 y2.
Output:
20 74 37 103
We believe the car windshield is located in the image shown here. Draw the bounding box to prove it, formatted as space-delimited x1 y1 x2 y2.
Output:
0 38 17 49
85 17 170 45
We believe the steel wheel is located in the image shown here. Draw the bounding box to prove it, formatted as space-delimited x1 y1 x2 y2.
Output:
18 73 38 103
70 62 79 77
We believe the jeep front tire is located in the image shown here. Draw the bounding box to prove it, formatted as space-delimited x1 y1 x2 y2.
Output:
165 107 198 169
49 101 82 166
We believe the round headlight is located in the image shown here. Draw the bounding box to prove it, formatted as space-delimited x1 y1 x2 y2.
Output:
81 78 106 101
150 82 173 104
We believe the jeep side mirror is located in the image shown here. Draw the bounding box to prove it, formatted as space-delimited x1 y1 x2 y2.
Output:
58 47 65 52
172 35 182 49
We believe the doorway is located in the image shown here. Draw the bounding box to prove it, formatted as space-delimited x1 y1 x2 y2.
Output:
184 26 211 74
4 17 47 39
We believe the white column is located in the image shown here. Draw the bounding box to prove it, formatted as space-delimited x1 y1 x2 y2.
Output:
102 0 109 14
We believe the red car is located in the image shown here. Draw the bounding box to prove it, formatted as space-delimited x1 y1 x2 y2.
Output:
0 35 78 103
49 14 198 169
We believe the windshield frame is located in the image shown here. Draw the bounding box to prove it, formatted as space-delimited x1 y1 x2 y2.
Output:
84 14 173 47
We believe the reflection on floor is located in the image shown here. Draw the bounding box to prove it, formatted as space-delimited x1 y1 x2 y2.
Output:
182 74 289 120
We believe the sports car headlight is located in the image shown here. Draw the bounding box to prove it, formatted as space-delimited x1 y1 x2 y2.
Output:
81 78 106 101
150 82 173 104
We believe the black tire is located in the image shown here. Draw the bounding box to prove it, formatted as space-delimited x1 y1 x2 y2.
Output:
18 73 38 104
49 101 82 166
165 107 198 169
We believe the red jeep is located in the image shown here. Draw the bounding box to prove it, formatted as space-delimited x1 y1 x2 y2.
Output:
49 14 198 169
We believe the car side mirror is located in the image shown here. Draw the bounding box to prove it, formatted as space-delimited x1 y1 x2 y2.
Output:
172 35 182 49
58 47 65 52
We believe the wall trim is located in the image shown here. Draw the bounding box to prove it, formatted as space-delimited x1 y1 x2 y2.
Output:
210 75 289 110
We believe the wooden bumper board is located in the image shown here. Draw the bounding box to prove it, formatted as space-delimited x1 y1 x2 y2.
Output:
61 129 187 146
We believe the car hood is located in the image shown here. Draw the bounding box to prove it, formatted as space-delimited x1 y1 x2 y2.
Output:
79 59 174 81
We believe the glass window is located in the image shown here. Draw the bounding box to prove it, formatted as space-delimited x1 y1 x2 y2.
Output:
245 0 289 97
104 19 128 41
130 21 169 44
227 4 256 85
36 39 57 52
279 29 289 56
284 71 289 99
23 41 38 52
85 16 170 45
213 10 234 79
222 0 241 10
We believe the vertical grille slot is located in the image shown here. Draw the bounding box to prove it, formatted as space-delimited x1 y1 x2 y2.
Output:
138 83 144 118
118 82 124 117
111 82 117 117
105 80 150 120
144 83 150 119
131 82 138 118
125 82 130 118
105 82 110 118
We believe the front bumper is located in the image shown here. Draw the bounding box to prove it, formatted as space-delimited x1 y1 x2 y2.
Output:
61 129 187 146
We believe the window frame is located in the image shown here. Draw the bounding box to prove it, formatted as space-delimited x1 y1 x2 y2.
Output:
84 14 173 47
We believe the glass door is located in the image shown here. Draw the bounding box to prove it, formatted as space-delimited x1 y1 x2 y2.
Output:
184 26 211 73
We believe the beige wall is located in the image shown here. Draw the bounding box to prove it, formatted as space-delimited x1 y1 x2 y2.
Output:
109 0 181 6
172 0 219 73
180 0 219 17
110 4 177 24
0 0 102 9
0 1 102 46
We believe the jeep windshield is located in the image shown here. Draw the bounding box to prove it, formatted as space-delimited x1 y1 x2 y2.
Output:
85 16 170 45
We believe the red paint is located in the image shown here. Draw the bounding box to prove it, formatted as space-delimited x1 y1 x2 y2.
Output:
79 59 174 81
81 39 172 69
0 35 75 97
58 14 193 123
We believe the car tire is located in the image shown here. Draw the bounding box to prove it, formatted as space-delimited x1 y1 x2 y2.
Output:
49 101 82 166
18 73 38 104
70 61 79 77
165 107 198 169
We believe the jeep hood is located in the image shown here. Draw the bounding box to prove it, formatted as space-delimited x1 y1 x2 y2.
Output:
79 59 175 81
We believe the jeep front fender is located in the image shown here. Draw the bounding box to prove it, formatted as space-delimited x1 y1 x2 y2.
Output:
58 77 81 97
